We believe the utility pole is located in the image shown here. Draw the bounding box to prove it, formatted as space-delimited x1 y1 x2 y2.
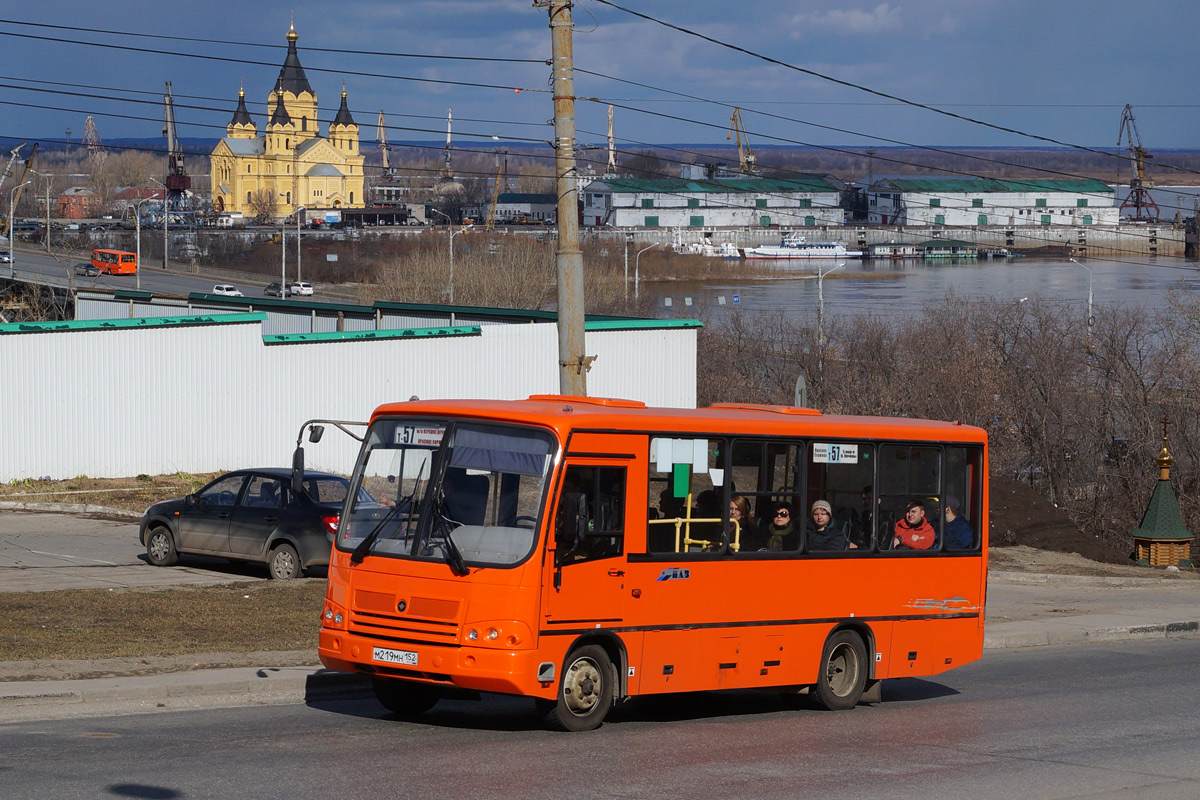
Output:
541 0 589 396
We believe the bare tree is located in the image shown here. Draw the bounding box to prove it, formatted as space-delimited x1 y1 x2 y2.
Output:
247 188 278 224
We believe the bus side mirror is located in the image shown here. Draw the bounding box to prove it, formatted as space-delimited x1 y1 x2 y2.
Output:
308 424 325 444
291 446 305 497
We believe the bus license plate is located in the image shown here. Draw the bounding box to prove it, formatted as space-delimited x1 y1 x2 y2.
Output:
373 647 418 666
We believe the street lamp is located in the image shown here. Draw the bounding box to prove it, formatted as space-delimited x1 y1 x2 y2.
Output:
1069 257 1094 340
8 180 30 279
431 208 469 304
634 242 658 301
29 170 51 253
133 197 154 291
816 261 844 375
623 234 634 302
296 206 305 282
149 178 167 272
278 194 289 291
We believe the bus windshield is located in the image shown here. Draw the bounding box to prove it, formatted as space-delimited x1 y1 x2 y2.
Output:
338 418 557 569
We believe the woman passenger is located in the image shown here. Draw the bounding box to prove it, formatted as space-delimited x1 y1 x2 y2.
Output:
761 502 799 551
806 500 848 551
729 494 754 549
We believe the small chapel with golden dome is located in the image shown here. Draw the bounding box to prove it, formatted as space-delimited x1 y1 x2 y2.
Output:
209 23 364 217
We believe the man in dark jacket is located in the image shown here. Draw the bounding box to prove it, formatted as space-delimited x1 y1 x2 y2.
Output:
943 495 973 550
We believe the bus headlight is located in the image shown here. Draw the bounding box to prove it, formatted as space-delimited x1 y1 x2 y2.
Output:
321 601 346 629
462 620 531 648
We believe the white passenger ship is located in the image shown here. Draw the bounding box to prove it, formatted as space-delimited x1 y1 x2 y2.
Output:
741 233 863 260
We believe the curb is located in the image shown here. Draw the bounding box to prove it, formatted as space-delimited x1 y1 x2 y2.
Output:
989 569 1193 587
983 619 1200 649
0 501 142 518
0 667 371 723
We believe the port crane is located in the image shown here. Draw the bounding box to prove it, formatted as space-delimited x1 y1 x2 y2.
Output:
485 150 503 231
0 144 24 196
162 81 196 228
727 108 758 175
1117 104 1159 221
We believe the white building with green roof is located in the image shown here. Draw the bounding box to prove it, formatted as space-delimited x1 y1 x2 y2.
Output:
867 176 1117 227
582 175 845 229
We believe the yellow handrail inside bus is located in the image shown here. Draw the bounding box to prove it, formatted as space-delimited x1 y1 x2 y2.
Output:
648 492 741 552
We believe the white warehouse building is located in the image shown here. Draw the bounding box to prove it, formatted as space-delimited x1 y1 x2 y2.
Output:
582 175 845 229
867 176 1117 227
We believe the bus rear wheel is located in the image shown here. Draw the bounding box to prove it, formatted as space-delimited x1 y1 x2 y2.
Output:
811 630 867 711
371 678 439 716
542 644 614 732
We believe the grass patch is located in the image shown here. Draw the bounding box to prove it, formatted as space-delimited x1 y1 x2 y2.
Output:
0 473 217 514
0 581 325 661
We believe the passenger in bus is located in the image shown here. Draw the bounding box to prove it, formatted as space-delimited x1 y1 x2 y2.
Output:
689 489 724 547
943 495 973 550
728 494 754 549
756 502 799 551
806 500 848 551
893 499 936 550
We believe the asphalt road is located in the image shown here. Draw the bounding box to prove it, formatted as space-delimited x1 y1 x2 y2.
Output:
2 639 1198 799
0 511 270 592
6 245 357 303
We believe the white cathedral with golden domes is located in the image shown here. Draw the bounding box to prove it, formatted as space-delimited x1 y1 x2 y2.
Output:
210 23 364 217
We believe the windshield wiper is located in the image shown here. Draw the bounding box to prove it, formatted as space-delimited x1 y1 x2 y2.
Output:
432 507 470 576
350 459 428 565
349 501 404 565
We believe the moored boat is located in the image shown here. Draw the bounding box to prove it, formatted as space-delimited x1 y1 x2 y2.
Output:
741 233 863 260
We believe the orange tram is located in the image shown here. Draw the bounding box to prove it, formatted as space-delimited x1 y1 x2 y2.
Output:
316 395 988 731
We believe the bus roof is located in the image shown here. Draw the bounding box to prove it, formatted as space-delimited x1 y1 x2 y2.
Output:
371 395 988 444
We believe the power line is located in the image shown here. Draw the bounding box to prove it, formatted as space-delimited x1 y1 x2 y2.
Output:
589 0 1196 176
0 19 546 65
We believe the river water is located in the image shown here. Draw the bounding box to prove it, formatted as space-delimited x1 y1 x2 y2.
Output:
648 254 1200 319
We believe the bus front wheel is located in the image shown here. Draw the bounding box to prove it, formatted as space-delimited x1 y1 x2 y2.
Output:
372 678 439 716
541 644 614 732
811 630 867 711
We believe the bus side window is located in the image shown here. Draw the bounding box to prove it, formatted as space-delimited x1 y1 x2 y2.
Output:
556 465 625 565
944 446 983 550
879 445 942 553
648 437 719 554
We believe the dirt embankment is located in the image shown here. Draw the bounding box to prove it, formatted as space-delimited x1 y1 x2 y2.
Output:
989 476 1130 565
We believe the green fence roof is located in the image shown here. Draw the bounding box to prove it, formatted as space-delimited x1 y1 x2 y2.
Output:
0 312 267 335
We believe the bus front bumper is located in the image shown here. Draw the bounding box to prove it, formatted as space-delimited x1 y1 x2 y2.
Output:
318 630 554 698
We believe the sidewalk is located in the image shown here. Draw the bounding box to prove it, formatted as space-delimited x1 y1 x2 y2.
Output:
2 568 1198 723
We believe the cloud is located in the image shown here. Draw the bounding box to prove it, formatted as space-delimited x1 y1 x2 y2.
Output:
788 3 904 37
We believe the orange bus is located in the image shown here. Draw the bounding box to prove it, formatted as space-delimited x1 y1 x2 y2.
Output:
314 396 988 731
91 248 138 275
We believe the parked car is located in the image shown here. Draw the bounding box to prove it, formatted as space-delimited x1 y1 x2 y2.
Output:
0 250 11 263
73 262 101 276
139 468 368 579
289 281 314 296
264 281 289 297
213 284 244 297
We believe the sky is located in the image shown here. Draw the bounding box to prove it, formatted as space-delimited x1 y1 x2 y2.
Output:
1 0 1198 164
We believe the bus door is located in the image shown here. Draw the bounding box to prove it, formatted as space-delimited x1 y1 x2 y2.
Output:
543 443 638 632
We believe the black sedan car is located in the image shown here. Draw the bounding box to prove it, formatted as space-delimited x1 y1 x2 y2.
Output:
139 468 359 579
73 262 101 277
